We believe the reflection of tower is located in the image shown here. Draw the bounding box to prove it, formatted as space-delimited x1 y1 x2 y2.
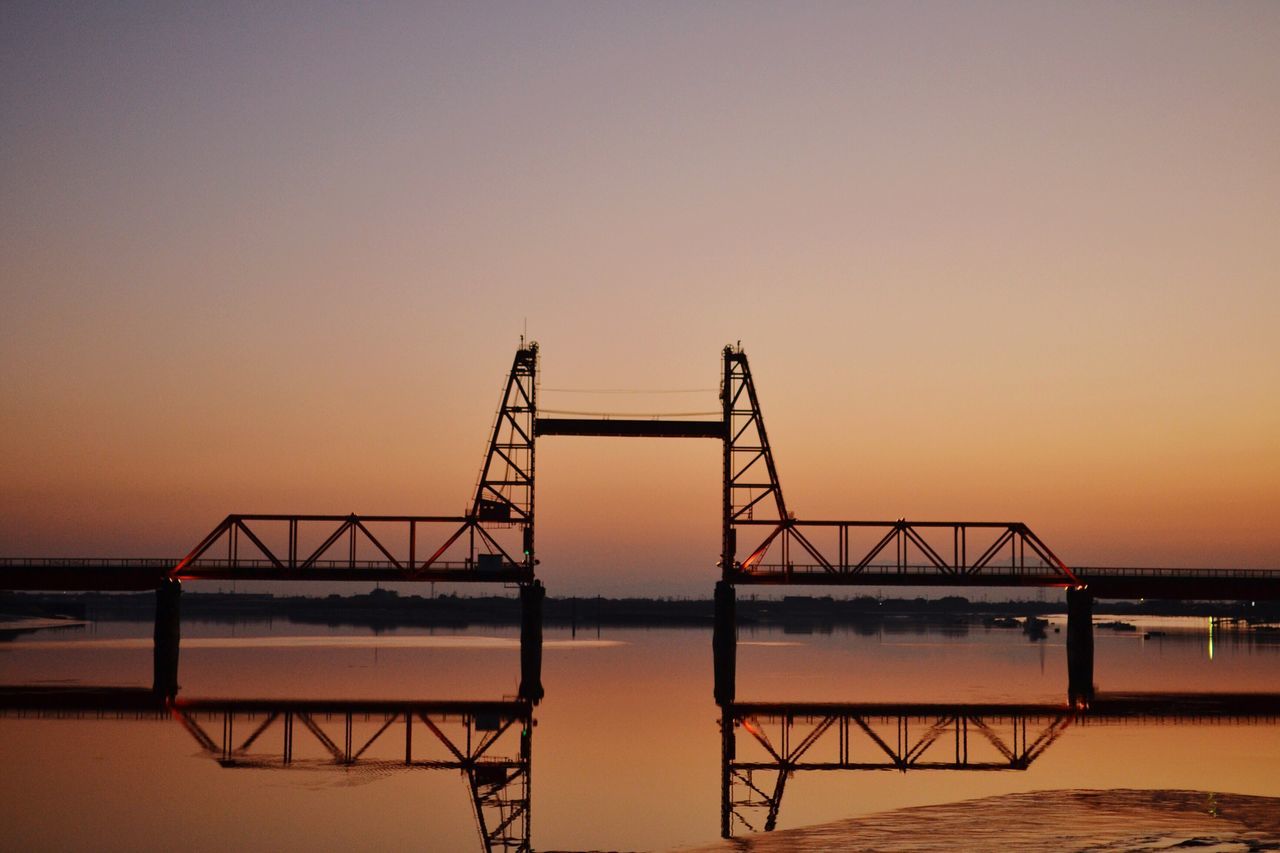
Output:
187 700 534 853
719 702 1072 837
717 694 1280 839
0 690 534 853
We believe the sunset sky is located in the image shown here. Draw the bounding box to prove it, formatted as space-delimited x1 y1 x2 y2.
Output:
2 2 1277 596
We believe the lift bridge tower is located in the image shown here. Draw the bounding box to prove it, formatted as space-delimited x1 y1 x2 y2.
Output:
471 342 538 573
475 342 543 702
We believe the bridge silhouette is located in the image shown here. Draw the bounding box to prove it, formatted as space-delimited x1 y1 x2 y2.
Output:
3 342 1275 595
2 343 1277 698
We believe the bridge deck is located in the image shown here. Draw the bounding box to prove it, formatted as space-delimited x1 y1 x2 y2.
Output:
4 558 1279 599
730 565 1280 599
0 558 529 591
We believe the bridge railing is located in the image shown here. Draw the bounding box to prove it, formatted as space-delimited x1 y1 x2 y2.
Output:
1074 566 1280 580
0 557 176 569
744 561 1072 578
196 558 488 571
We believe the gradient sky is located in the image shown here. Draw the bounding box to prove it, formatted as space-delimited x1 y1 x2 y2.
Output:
2 2 1278 596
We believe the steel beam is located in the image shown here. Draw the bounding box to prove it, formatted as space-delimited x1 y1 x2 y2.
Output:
535 417 724 439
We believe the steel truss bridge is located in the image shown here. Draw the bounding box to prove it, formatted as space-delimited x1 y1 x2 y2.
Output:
0 688 532 853
2 343 1277 599
721 693 1280 837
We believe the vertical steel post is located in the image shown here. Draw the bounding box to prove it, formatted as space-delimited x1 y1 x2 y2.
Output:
525 345 537 575
721 346 734 579
408 520 416 572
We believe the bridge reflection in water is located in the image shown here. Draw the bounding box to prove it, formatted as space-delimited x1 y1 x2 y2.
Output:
5 683 1279 847
0 688 533 853
718 693 1280 838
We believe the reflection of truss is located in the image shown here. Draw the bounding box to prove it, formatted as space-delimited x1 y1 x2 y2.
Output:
723 704 1070 836
172 700 531 853
720 696 1280 838
0 691 531 853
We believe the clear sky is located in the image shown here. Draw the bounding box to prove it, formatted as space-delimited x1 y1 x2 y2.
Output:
2 2 1277 597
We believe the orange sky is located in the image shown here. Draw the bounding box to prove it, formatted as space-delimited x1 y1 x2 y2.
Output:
2 3 1277 595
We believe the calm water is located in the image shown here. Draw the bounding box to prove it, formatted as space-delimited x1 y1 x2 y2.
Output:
1 615 1277 850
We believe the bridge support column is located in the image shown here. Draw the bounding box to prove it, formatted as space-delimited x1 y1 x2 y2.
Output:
153 578 181 697
519 581 545 703
1066 587 1094 704
713 581 736 705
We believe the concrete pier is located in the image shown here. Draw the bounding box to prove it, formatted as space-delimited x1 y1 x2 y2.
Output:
153 578 181 696
1066 587 1094 704
519 580 545 703
713 581 736 705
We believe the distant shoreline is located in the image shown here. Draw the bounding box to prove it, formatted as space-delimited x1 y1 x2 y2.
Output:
3 589 1276 631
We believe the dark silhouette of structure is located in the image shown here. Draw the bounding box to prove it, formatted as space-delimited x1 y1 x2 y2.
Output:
2 343 1278 702
718 692 1280 838
0 686 533 853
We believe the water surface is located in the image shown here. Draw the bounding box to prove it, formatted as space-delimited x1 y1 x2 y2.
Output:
1 616 1276 850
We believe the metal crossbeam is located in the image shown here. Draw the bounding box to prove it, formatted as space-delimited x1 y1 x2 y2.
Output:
536 417 723 438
